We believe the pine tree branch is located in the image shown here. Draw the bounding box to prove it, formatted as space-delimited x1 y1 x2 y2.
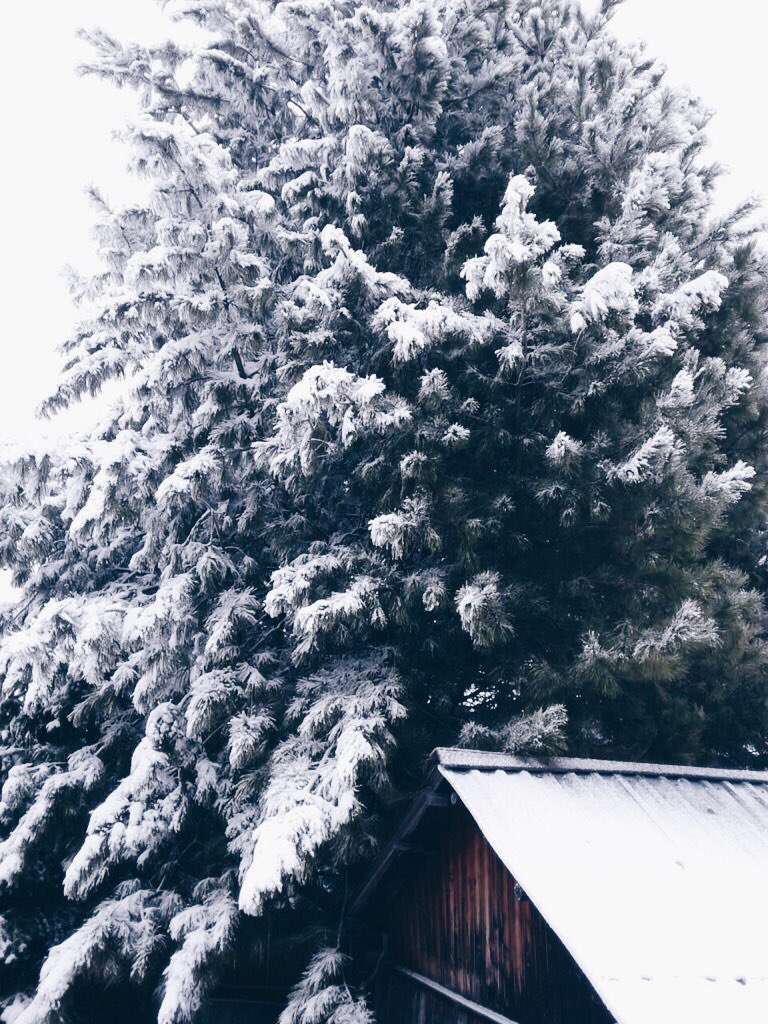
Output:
232 346 256 380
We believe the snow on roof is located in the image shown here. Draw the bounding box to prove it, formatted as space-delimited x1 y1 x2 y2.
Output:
437 751 768 1024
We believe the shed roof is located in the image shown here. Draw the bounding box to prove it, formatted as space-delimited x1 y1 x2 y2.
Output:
434 751 768 1024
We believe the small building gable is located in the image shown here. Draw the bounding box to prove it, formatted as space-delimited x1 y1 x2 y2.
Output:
353 750 768 1024
380 801 612 1024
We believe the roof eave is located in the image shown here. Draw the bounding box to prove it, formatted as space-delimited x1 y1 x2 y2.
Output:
350 763 450 916
431 747 768 783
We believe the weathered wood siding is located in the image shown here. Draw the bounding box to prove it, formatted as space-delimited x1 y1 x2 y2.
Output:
378 968 491 1024
378 804 613 1024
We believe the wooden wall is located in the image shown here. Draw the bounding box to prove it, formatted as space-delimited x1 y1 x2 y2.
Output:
376 804 614 1024
378 968 492 1024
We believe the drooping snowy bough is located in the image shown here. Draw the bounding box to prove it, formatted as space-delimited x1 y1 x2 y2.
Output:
1 1 768 1021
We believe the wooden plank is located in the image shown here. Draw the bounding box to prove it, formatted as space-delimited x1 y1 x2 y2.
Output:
391 966 522 1024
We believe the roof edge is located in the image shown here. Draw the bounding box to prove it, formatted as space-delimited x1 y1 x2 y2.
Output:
350 764 448 915
432 747 768 783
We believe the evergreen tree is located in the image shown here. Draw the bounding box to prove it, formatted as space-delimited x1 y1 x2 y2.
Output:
1 0 767 1020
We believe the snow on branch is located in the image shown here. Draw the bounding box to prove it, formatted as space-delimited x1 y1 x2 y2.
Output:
319 226 410 298
462 175 560 300
372 296 494 362
458 705 568 755
202 589 260 668
63 705 189 900
700 461 756 506
237 659 403 916
604 426 681 484
291 577 382 661
579 600 721 668
279 948 373 1024
155 447 224 509
654 270 729 327
368 497 439 559
15 890 177 1024
0 754 103 890
0 594 125 714
657 369 696 410
570 262 638 332
456 572 514 648
255 362 411 481
158 891 238 1024
545 431 584 465
265 551 346 620
632 600 720 661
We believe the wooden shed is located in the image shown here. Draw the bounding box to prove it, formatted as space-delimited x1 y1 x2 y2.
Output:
351 749 768 1024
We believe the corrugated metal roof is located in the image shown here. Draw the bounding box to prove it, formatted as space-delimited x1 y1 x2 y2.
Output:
441 756 768 1024
434 747 768 782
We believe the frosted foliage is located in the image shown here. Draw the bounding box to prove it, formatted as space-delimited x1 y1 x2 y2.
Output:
502 706 567 752
185 669 240 740
541 260 562 289
0 595 124 713
265 552 345 619
459 705 568 754
237 761 352 914
462 175 560 300
0 755 103 888
291 577 381 658
642 326 678 359
69 434 150 536
238 662 403 915
570 262 638 332
158 893 238 1024
202 590 259 667
156 448 223 508
256 362 410 479
456 572 513 648
344 125 392 180
633 600 720 661
280 948 374 1024
64 706 187 900
580 600 720 667
0 765 53 823
657 369 695 409
373 297 493 362
227 711 274 770
496 339 524 372
122 576 195 647
368 498 436 559
441 423 470 446
655 271 729 326
318 226 409 297
606 426 679 484
0 0 765 1019
546 432 583 464
724 367 753 406
263 549 385 661
700 462 756 505
418 368 451 404
408 569 447 612
15 891 170 1024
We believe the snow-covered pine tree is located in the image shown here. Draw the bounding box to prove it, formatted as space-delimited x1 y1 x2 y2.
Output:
1 0 767 1020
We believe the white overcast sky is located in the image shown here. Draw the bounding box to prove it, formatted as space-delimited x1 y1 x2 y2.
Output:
0 0 766 447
